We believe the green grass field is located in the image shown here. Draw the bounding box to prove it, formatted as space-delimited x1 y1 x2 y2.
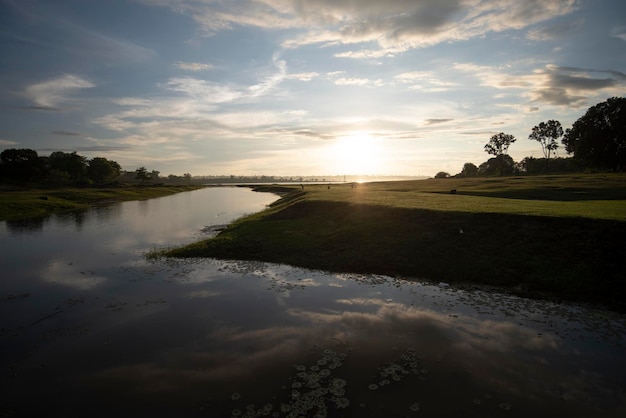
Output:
165 174 626 311
0 185 204 221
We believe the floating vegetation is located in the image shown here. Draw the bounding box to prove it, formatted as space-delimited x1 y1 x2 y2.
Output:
499 402 512 411
136 298 167 307
369 347 423 389
104 300 127 311
0 293 31 302
226 345 350 418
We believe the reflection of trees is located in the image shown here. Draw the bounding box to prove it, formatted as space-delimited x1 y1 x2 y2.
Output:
5 203 124 235
94 203 123 224
5 217 45 236
54 210 87 232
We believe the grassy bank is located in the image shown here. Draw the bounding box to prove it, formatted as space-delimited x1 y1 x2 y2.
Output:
0 184 205 221
165 174 626 311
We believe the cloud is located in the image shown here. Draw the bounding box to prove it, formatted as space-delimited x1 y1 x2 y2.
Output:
164 77 244 103
287 72 320 81
141 0 578 58
425 118 453 125
526 19 584 41
24 74 95 109
0 139 17 146
453 62 626 107
395 71 457 91
51 130 83 136
334 77 371 86
611 26 626 41
175 61 214 71
292 129 336 140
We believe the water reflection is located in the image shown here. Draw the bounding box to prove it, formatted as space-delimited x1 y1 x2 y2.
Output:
1 188 625 417
5 216 45 235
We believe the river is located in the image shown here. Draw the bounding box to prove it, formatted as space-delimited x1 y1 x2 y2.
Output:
1 187 625 417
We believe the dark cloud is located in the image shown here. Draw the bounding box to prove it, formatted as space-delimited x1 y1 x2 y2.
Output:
51 130 83 136
531 66 624 107
292 130 336 140
551 73 616 91
532 87 587 107
458 131 499 136
526 19 584 41
39 145 132 152
557 66 626 81
20 105 62 112
425 118 453 125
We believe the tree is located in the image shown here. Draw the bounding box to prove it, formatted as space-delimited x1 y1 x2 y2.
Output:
87 157 121 183
48 151 87 181
460 162 478 177
562 97 626 171
135 166 151 183
434 171 450 179
528 120 562 162
0 148 45 181
484 132 516 176
484 132 516 157
478 155 517 176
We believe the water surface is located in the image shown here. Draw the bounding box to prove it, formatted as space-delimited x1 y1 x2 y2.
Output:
1 187 625 417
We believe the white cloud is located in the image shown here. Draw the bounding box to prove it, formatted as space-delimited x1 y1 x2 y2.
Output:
175 61 214 71
164 77 243 103
334 77 371 86
395 71 457 91
287 72 320 81
24 74 95 109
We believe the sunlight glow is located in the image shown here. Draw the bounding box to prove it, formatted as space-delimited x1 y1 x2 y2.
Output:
328 132 383 175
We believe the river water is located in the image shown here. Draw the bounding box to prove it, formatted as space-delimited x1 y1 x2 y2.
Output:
1 187 625 417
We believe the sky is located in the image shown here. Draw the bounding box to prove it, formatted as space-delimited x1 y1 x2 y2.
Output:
1 0 625 177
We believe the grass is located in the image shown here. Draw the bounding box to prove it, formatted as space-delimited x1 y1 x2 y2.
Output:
165 174 626 311
0 184 205 221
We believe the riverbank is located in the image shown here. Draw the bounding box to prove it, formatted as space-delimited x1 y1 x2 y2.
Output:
0 184 205 221
165 174 626 311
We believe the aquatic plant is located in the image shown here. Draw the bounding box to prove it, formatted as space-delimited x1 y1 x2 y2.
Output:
228 345 351 418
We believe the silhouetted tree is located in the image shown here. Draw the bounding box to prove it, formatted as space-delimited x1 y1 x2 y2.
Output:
479 155 516 176
48 151 87 182
528 120 562 164
562 97 626 171
484 133 516 175
460 162 478 177
520 156 583 175
135 166 151 183
87 157 121 183
0 148 45 181
434 171 450 179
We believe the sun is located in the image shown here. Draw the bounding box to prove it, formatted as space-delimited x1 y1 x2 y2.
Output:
329 132 382 175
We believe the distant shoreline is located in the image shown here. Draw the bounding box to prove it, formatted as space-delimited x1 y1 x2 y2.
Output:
0 185 205 222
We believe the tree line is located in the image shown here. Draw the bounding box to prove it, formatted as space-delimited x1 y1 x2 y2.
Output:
435 96 625 178
0 149 192 186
